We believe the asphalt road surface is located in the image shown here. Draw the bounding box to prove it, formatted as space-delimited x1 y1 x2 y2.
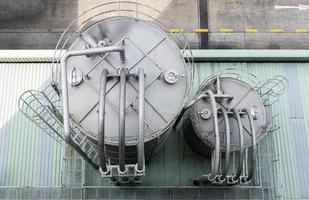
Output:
1 0 309 49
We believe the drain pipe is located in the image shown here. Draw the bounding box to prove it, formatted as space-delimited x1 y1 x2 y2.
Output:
218 107 231 182
136 68 145 172
193 90 220 185
229 108 244 183
242 109 257 182
98 69 109 174
206 90 220 181
61 46 125 167
118 67 127 174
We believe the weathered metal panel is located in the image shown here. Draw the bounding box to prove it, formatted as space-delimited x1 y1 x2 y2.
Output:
0 63 62 186
194 62 308 199
80 62 309 199
0 59 308 199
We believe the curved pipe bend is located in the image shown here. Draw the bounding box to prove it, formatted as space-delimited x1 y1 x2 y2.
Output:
173 93 208 130
206 90 220 181
242 109 257 183
98 69 109 173
61 46 125 168
62 46 125 142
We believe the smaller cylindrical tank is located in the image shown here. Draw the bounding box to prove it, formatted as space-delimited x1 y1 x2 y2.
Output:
184 74 267 156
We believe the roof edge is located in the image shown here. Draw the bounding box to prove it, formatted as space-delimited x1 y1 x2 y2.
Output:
190 49 309 62
0 49 309 63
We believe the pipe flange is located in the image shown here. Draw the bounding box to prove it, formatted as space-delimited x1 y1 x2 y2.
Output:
117 166 128 175
164 69 179 84
217 175 227 183
99 166 110 176
199 108 212 120
134 164 145 174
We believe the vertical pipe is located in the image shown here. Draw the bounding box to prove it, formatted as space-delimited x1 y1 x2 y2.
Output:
218 107 230 181
206 90 220 181
119 67 126 173
244 108 257 182
230 108 244 182
193 91 220 185
60 46 125 170
61 54 71 144
137 68 145 172
98 69 109 173
61 46 125 142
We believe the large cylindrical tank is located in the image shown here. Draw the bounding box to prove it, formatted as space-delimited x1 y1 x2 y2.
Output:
60 16 192 164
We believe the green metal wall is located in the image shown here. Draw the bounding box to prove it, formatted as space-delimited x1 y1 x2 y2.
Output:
0 61 308 199
82 62 309 199
194 62 308 199
0 63 62 187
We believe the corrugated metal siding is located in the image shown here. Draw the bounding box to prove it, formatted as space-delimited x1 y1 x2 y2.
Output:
195 62 308 199
81 62 309 199
0 61 309 199
0 63 62 186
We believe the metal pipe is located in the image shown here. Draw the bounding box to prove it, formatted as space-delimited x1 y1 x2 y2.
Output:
61 46 125 167
230 108 244 183
218 107 230 182
243 109 257 182
98 69 109 173
61 46 125 142
206 90 220 181
173 93 208 129
137 68 145 172
119 67 127 173
184 94 208 110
